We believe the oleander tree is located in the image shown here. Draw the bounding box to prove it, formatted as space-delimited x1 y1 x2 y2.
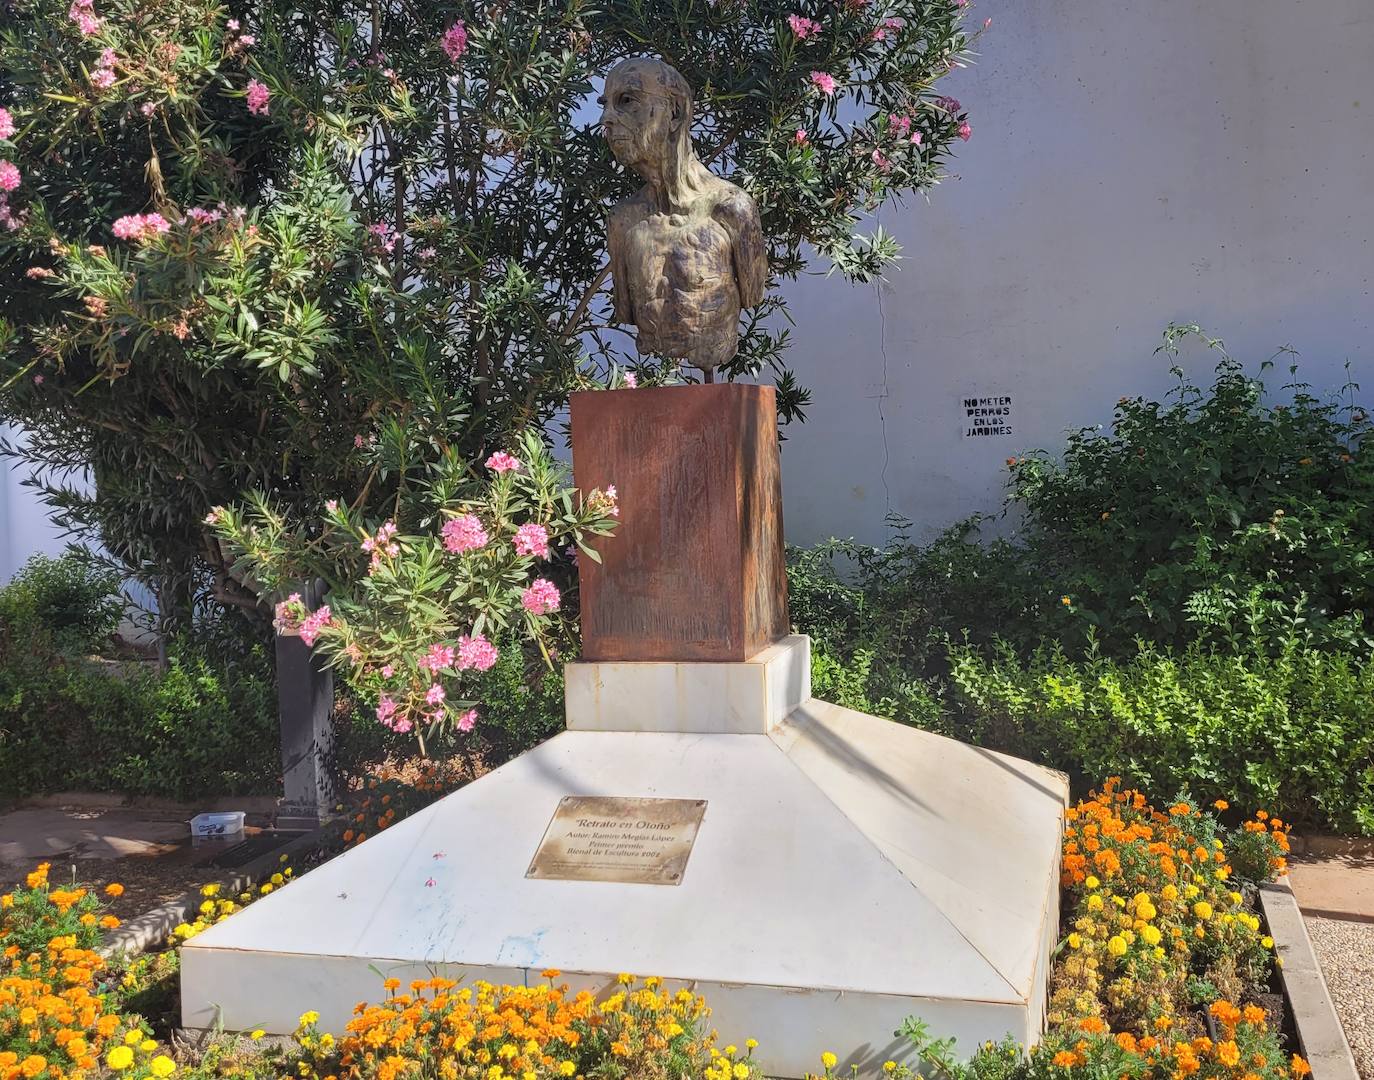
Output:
0 0 984 637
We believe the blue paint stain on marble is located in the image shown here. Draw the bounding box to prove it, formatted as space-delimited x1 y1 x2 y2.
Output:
496 928 547 968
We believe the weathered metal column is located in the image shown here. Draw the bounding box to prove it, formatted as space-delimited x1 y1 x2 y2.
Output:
274 580 335 831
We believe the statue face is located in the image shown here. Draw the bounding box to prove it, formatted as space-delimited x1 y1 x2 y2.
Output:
599 63 680 176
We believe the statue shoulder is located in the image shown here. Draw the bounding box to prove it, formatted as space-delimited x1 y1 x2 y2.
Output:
709 183 762 235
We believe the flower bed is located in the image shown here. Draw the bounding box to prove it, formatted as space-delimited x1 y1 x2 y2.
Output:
1 784 1311 1080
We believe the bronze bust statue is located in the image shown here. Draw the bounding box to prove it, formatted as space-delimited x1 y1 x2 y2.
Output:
600 57 768 382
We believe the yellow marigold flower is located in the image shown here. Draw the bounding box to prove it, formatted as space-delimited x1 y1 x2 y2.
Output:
106 1046 135 1071
250 1030 266 1040
1193 901 1213 920
746 1039 758 1050
821 1052 838 1070
1060 596 1072 606
1087 894 1103 911
1136 901 1156 921
141 1039 158 1052
1084 875 1100 889
150 1055 176 1077
201 884 220 897
1261 936 1274 949
1161 884 1178 901
1067 933 1082 949
124 1030 144 1045
299 1011 320 1027
884 1064 897 1074
1140 925 1162 947
734 1065 750 1079
1107 935 1128 957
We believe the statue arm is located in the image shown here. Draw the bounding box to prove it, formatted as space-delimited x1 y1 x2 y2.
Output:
608 209 633 325
717 193 768 310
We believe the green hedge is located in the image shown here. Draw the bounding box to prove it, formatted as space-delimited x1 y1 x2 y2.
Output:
944 642 1374 834
0 555 280 799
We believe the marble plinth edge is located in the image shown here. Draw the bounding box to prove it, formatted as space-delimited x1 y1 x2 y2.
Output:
564 634 811 734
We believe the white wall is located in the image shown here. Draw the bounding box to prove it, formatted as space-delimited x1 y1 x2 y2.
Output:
779 0 1374 546
1 428 70 583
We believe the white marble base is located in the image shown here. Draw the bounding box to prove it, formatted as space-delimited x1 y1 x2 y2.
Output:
181 685 1066 1077
565 635 811 734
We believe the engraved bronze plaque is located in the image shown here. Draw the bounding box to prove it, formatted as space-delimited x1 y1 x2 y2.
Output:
526 796 707 886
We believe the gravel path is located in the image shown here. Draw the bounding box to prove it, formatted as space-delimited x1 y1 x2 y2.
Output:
1305 915 1374 1079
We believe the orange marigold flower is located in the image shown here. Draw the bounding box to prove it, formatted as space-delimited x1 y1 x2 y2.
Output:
1052 1051 1078 1068
1291 1055 1311 1076
1217 1041 1241 1068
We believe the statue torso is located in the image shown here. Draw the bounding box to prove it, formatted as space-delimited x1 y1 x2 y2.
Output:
612 186 743 371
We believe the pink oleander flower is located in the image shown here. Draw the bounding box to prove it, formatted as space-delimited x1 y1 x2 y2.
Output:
186 206 223 226
380 663 394 678
521 578 561 616
787 13 821 39
911 130 923 146
142 213 169 234
425 683 446 706
0 109 14 141
245 79 270 116
794 128 809 146
0 161 20 193
68 0 101 35
111 215 142 239
418 246 437 260
442 513 488 554
393 716 413 734
958 120 972 141
457 633 499 672
809 71 837 96
226 17 240 29
456 708 477 733
889 113 912 138
237 34 256 46
419 643 456 673
375 694 398 727
98 47 116 67
298 604 332 647
513 522 550 559
33 374 44 385
367 220 397 253
486 451 520 473
354 433 365 448
440 21 468 63
934 95 962 113
204 507 223 525
871 148 890 172
273 592 303 633
91 68 114 89
623 371 638 388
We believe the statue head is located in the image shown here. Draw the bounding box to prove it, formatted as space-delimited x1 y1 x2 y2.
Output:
599 57 696 184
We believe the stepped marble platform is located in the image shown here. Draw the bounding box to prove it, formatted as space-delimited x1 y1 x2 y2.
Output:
180 637 1066 1077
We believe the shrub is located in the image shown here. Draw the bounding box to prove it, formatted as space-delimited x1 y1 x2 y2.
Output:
1 0 982 632
945 641 1374 834
0 553 123 654
0 628 279 799
790 328 1374 665
1001 326 1374 657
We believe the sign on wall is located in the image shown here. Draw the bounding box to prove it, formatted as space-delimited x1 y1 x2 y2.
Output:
962 395 1014 438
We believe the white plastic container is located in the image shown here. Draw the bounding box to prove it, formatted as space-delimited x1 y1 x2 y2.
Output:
190 811 245 838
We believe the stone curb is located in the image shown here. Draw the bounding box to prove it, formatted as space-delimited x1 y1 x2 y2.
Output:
1259 878 1361 1080
99 827 332 960
1289 835 1374 859
16 792 281 816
